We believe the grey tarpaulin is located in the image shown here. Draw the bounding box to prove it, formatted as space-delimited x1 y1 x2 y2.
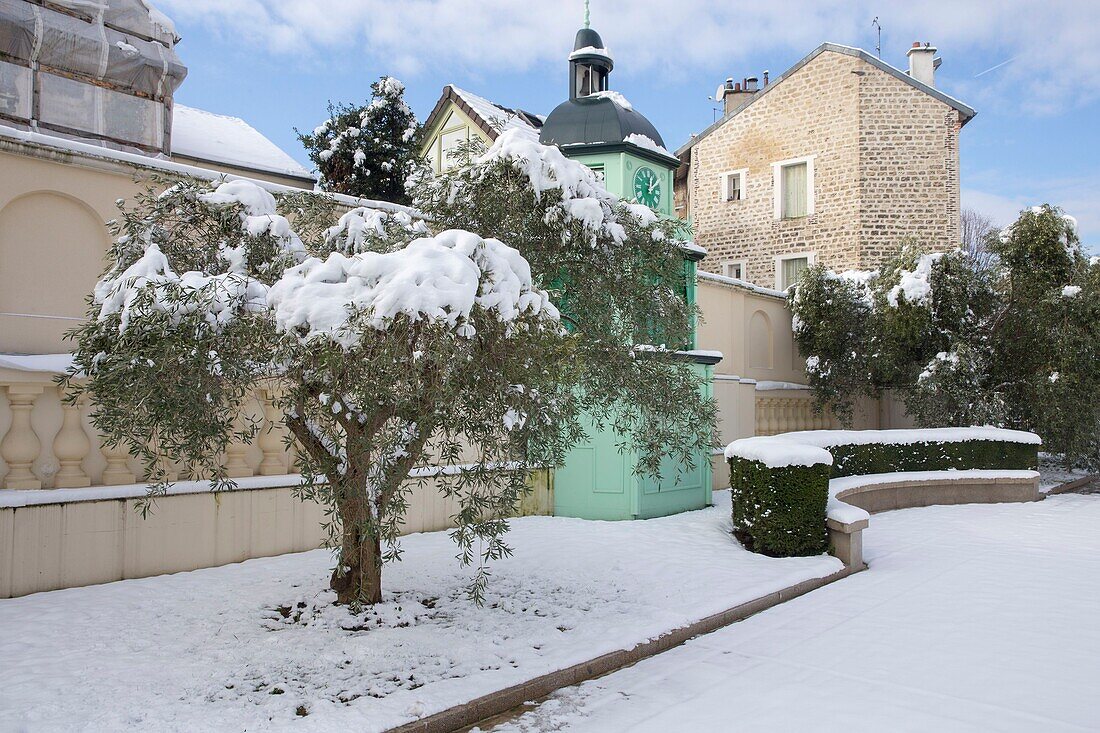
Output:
0 0 186 99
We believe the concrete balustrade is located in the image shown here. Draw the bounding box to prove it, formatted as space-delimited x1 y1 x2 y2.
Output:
0 375 286 490
755 390 838 436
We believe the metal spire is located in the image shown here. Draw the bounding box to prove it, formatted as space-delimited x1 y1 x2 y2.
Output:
584 0 590 28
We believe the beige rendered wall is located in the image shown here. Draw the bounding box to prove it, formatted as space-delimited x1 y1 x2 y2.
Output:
0 151 138 354
696 276 804 384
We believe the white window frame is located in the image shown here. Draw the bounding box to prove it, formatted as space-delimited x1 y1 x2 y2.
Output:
772 155 815 220
719 168 748 202
774 251 816 291
722 260 747 281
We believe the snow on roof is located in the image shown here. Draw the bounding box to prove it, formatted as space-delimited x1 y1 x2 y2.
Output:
589 90 633 111
569 45 614 61
449 86 541 142
171 104 314 181
624 133 672 157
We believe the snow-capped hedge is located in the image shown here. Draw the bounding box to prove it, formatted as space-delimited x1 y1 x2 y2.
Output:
727 427 1042 559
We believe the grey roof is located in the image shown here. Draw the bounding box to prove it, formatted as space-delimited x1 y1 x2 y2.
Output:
574 27 605 52
677 42 977 156
540 95 667 149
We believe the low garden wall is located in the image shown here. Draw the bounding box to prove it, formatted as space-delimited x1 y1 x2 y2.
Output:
725 428 1042 565
0 468 552 599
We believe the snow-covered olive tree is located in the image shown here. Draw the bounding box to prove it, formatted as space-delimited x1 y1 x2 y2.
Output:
67 177 574 605
67 131 716 605
297 76 421 204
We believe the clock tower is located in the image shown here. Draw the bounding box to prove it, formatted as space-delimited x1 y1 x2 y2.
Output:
540 8 719 522
539 17 681 217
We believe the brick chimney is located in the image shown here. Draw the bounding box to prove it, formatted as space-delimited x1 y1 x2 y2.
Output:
720 76 758 115
907 42 938 87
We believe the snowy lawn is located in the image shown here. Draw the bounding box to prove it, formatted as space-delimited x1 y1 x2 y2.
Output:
490 493 1100 732
0 492 840 732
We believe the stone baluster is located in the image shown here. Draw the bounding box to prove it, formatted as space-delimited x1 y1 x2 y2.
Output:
53 393 91 488
225 405 255 478
1 384 44 489
763 398 775 435
100 439 136 486
257 387 288 476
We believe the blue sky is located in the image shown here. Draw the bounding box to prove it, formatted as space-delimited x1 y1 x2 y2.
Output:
162 0 1099 251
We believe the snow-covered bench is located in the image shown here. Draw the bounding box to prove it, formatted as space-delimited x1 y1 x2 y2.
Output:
826 469 1041 568
726 428 1043 570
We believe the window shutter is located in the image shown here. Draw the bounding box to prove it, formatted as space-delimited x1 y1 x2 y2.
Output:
782 163 807 218
782 257 809 289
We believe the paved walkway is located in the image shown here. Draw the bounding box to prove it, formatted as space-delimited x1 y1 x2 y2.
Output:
490 494 1100 732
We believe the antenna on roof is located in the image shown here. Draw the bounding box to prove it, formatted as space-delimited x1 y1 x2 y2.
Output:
871 17 882 58
583 0 591 28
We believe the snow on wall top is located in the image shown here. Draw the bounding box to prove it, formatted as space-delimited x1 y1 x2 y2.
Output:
449 86 541 142
171 105 314 180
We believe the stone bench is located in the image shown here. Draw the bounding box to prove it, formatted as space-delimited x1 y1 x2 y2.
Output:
826 469 1042 569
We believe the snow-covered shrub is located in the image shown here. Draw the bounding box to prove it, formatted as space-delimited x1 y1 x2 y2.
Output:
728 454 830 558
790 205 1099 467
297 76 421 204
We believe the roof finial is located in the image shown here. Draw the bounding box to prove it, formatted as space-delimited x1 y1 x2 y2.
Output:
583 0 590 28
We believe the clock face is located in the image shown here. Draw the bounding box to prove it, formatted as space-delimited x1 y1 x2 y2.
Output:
633 166 661 209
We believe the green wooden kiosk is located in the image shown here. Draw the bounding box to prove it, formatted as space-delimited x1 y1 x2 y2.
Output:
541 18 720 520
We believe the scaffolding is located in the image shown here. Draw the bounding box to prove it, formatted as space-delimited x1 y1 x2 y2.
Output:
0 0 187 154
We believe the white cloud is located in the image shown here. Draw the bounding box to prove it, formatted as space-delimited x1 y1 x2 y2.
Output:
159 0 1100 112
963 178 1100 254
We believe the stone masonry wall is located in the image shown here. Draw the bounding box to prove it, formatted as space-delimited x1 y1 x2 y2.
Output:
683 48 963 287
685 52 862 288
857 69 962 266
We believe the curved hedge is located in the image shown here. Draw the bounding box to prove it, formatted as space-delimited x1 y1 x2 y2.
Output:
827 439 1038 478
726 428 1041 558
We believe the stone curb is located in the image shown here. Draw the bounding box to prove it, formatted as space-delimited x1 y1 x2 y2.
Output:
386 563 864 733
1045 474 1100 495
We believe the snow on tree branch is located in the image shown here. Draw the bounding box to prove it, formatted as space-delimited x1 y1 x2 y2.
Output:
267 229 559 348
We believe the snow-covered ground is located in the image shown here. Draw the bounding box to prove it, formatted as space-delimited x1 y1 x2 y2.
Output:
0 492 839 732
489 493 1100 732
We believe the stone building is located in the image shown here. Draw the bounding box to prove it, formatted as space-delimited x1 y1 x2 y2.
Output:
676 42 976 290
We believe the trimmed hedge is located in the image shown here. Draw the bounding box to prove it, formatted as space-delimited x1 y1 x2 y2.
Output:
828 440 1039 478
730 457 830 557
728 434 1040 559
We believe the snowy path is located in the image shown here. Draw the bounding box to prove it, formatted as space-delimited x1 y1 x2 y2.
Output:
0 492 839 732
489 493 1100 732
